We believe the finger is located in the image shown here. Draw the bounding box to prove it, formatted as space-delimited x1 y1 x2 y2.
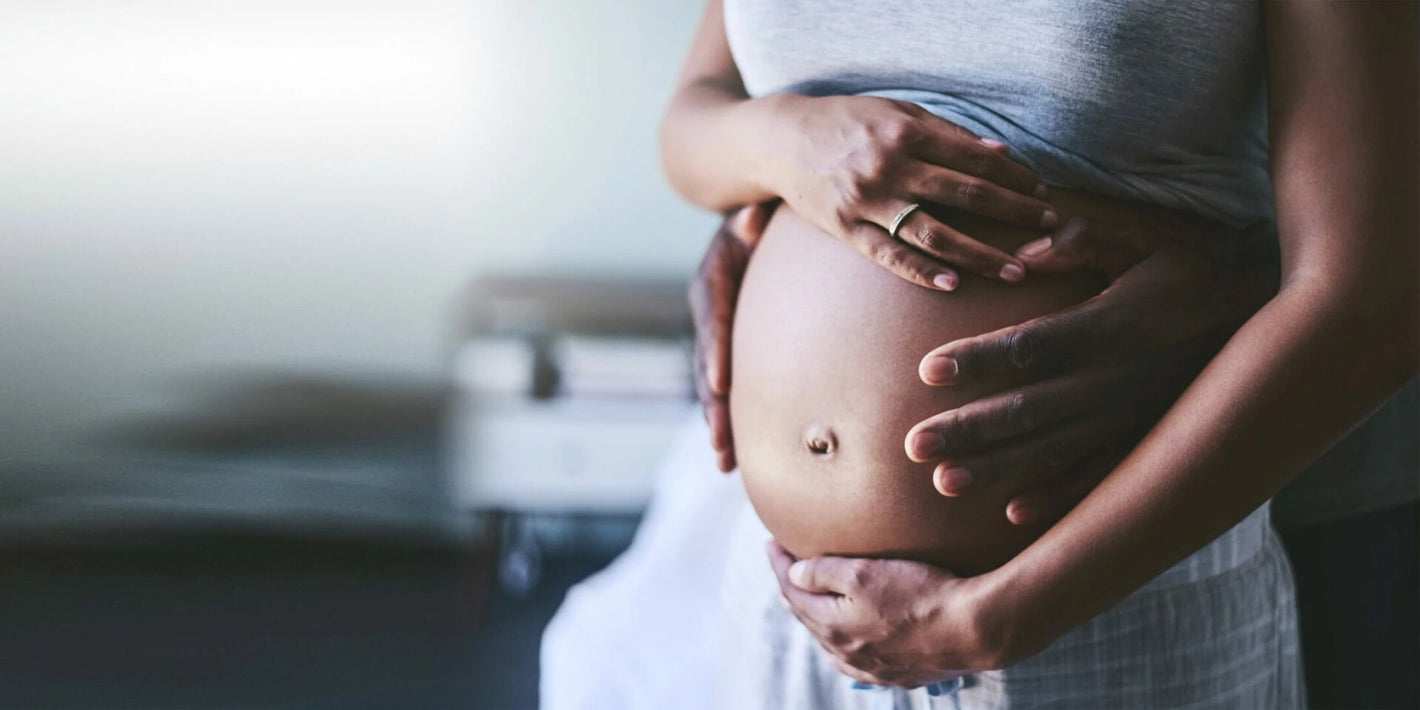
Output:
705 311 732 397
691 320 736 472
1005 447 1126 526
914 122 1042 197
1014 216 1147 278
705 394 736 472
928 414 1129 496
767 541 843 619
909 163 1056 231
826 651 885 686
769 542 862 601
844 221 960 291
705 235 750 396
786 555 867 597
887 208 1026 283
920 295 1118 383
728 200 777 248
906 363 1139 460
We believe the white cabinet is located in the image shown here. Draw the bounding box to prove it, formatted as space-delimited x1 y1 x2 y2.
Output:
447 396 694 514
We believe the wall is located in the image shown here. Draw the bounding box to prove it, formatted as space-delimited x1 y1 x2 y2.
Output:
0 0 717 460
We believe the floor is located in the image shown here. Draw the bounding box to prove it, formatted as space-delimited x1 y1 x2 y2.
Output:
0 535 620 710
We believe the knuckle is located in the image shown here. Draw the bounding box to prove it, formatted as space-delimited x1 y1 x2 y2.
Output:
832 204 859 233
872 243 926 284
1004 392 1039 433
967 148 993 177
836 176 870 207
873 242 903 269
955 177 984 206
849 561 870 588
879 117 915 149
941 412 977 449
1004 326 1039 370
907 222 941 252
861 154 892 185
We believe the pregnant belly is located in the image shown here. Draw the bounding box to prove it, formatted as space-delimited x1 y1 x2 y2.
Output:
729 205 1104 576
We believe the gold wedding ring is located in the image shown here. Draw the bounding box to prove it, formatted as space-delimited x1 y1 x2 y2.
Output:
888 203 921 239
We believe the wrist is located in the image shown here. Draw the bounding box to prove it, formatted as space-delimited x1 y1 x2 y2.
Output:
951 559 1049 670
733 92 811 199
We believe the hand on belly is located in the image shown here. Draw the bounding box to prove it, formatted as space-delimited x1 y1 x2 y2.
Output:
730 206 1101 576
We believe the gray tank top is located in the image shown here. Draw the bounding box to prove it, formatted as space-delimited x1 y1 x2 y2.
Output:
724 0 1271 228
723 0 1418 522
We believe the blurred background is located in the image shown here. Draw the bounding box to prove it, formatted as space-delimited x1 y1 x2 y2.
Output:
0 1 715 707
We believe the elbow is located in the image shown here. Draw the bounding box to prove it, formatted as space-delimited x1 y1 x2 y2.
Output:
1282 267 1420 385
659 100 727 213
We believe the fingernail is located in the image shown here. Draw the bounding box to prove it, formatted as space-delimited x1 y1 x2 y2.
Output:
980 138 1006 149
922 355 957 384
788 561 809 587
998 263 1025 282
937 467 973 495
1017 236 1052 258
1040 210 1058 229
933 272 958 291
911 430 944 458
1033 182 1049 199
1009 503 1038 525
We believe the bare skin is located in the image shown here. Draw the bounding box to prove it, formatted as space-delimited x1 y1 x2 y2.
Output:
731 205 1097 576
729 188 1243 580
770 1 1419 686
669 0 1417 691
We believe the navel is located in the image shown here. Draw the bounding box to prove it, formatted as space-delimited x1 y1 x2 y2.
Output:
804 423 838 457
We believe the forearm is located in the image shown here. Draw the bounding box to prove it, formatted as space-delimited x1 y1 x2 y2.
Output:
984 273 1417 662
659 84 789 212
970 0 1419 666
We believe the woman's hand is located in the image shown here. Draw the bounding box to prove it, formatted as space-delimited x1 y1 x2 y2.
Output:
663 0 1050 291
766 541 1010 687
759 94 1056 290
904 218 1278 523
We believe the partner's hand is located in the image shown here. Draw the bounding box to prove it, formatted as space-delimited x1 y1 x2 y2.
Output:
765 94 1056 290
690 202 775 472
767 541 1005 687
905 218 1278 524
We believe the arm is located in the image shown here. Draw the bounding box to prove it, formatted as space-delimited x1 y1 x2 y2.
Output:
774 0 1418 682
980 0 1418 663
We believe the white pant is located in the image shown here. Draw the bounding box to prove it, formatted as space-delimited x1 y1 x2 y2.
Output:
717 496 1304 709
541 416 1304 709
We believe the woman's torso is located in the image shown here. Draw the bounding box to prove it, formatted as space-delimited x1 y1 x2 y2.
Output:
723 2 1275 575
